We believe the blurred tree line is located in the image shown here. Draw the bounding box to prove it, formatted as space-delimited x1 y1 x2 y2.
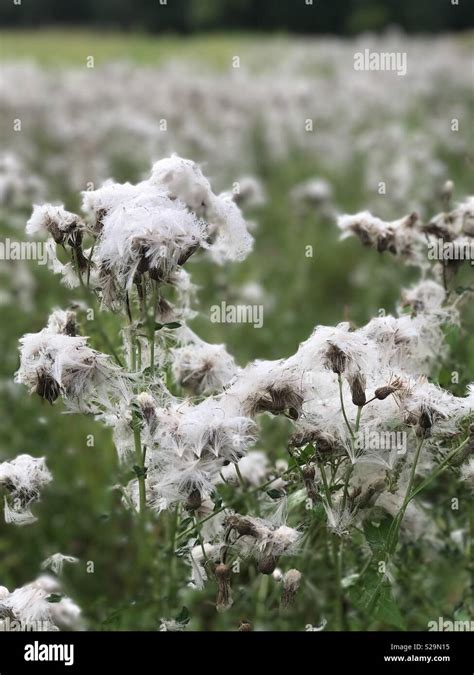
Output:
1 0 472 34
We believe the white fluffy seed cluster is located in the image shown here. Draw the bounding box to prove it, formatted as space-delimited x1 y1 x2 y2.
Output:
0 575 82 631
26 156 253 310
15 309 127 413
337 194 474 272
0 454 52 526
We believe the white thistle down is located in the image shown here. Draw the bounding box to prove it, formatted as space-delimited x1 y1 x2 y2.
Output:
337 211 424 264
0 455 52 526
15 310 128 412
41 554 79 576
170 341 238 395
225 513 301 575
27 204 84 245
225 176 266 209
25 156 253 310
0 575 82 631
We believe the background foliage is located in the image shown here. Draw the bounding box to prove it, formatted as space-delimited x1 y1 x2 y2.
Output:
0 0 473 34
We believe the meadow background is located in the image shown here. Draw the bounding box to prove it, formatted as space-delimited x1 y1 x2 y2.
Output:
0 1 473 631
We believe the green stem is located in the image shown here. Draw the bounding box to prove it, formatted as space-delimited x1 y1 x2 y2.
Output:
318 460 332 507
367 434 426 613
332 536 343 630
287 446 307 484
86 240 96 287
355 405 363 433
338 375 355 441
149 283 159 377
340 406 362 512
167 506 180 610
408 436 469 501
132 409 146 516
255 574 269 623
193 515 209 564
341 463 354 512
73 248 86 289
72 251 123 366
234 462 245 487
387 434 425 554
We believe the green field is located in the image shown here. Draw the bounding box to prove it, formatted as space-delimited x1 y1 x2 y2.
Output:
0 29 292 68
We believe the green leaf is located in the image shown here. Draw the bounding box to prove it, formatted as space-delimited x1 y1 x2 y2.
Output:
363 515 393 553
211 492 223 509
266 488 284 499
46 593 63 603
376 584 406 630
349 567 405 630
298 443 316 464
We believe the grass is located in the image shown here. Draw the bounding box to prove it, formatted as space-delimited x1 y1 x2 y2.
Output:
0 29 292 68
1 28 472 69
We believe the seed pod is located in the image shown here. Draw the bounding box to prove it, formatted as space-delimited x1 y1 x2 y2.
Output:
177 243 199 266
250 385 303 419
186 488 202 512
238 619 252 632
404 211 419 228
289 430 318 448
315 432 337 455
281 569 302 608
374 385 396 400
350 374 366 406
226 514 259 537
94 208 107 233
419 408 433 430
325 344 347 375
36 371 61 404
404 411 419 427
258 554 277 575
215 563 233 612
60 312 77 337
